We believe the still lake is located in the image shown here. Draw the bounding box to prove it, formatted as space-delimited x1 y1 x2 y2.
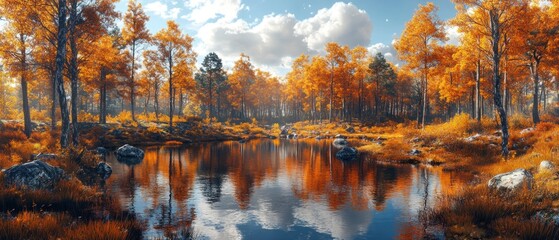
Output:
106 139 470 239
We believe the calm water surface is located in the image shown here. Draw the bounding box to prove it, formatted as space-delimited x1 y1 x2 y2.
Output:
106 139 470 239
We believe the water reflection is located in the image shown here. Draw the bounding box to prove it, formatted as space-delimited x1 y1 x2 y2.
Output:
106 139 470 239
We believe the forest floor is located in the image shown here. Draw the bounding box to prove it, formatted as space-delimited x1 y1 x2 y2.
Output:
1 115 559 239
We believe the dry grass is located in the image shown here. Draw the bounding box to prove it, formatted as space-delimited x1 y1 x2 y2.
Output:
0 211 143 240
430 185 559 239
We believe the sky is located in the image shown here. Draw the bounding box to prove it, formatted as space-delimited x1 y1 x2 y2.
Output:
114 0 459 77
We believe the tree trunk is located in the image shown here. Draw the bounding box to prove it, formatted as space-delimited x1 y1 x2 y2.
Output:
98 69 107 124
155 82 159 122
530 58 541 125
55 0 70 148
20 64 31 138
490 10 509 157
130 41 137 121
168 49 174 133
69 0 79 145
329 69 333 122
422 68 428 129
50 70 57 128
475 60 481 122
209 72 213 119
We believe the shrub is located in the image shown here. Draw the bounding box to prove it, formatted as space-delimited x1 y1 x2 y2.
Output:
8 140 37 163
510 113 532 129
107 111 136 126
78 111 97 122
425 113 471 137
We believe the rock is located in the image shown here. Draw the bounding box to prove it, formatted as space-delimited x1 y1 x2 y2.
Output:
520 127 535 135
96 147 108 155
280 125 290 135
540 161 555 171
345 126 355 133
268 135 277 139
336 147 358 161
335 134 347 139
332 138 348 148
96 162 112 181
33 153 58 161
239 138 248 143
465 134 482 142
315 135 325 140
77 162 112 186
409 149 421 156
110 129 123 137
534 211 559 225
287 133 298 139
488 168 533 191
2 160 64 190
116 144 144 165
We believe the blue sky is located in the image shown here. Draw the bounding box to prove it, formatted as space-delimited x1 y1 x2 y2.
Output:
115 0 459 76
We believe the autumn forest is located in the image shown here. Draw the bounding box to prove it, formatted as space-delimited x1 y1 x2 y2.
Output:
1 0 559 239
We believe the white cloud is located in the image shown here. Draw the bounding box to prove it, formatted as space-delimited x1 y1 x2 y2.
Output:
444 25 462 46
195 2 373 76
145 1 180 19
196 13 310 72
294 2 372 51
183 0 245 25
367 42 398 64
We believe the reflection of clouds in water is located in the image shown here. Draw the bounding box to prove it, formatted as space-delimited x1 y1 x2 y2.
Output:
251 178 298 230
293 201 372 240
192 177 300 239
193 174 376 240
191 184 247 239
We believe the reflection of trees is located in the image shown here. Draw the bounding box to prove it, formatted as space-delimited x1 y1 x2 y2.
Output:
196 143 230 203
369 165 399 211
288 140 413 211
227 140 281 209
107 139 474 238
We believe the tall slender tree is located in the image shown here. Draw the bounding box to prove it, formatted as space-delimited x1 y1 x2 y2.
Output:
395 3 446 129
153 21 195 132
122 0 150 121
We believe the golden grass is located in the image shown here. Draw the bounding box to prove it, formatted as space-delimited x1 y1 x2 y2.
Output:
0 211 143 240
429 185 559 239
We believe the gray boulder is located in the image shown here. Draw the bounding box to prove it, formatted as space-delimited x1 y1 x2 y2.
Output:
116 144 144 165
96 162 112 181
409 149 421 156
465 134 482 142
335 134 347 139
96 147 108 155
33 153 58 161
345 126 355 133
280 125 290 135
336 147 358 161
333 138 348 148
2 160 64 190
488 168 533 191
520 127 535 135
540 161 555 171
